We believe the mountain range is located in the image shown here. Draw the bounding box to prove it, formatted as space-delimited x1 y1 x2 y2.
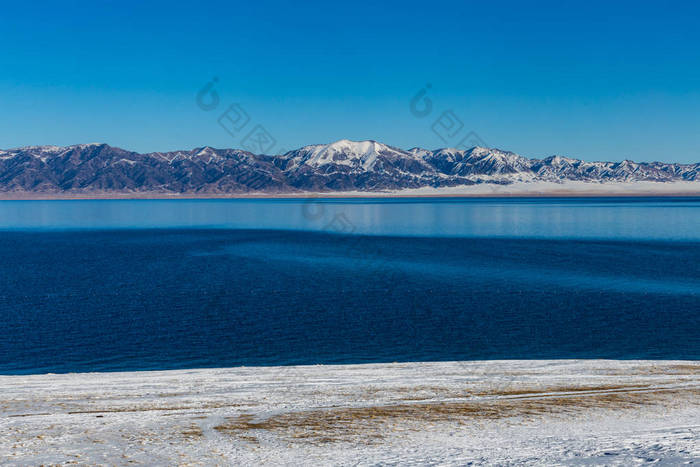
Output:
1 140 698 195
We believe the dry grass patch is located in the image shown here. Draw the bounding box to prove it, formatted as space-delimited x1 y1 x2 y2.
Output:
65 401 246 415
355 383 655 402
475 383 653 398
213 387 699 445
181 424 204 439
599 363 700 376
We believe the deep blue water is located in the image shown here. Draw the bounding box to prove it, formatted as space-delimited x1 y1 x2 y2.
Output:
0 198 699 374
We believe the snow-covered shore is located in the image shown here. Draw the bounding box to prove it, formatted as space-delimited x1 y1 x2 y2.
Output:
1 180 699 199
1 360 698 465
322 180 700 198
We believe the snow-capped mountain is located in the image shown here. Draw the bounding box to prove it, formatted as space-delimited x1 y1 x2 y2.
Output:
0 140 697 194
425 147 534 177
282 140 404 170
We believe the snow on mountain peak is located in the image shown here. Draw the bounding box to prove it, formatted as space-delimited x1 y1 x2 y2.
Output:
297 139 404 170
64 143 108 151
546 155 580 166
407 147 432 158
17 145 66 152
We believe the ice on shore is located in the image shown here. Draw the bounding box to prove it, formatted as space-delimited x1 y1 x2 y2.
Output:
326 180 700 197
1 360 698 465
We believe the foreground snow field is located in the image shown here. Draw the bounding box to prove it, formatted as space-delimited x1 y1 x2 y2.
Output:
1 360 698 466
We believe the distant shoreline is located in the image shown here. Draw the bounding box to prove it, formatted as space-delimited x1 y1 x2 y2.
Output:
1 181 699 200
2 193 700 200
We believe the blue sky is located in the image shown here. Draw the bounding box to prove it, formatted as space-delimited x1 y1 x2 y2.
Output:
2 0 699 162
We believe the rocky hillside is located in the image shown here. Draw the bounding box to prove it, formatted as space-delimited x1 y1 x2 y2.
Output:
0 140 698 194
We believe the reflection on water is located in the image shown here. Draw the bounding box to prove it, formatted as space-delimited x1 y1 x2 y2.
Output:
0 197 699 240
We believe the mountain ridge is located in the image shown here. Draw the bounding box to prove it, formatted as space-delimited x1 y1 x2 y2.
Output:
1 140 698 194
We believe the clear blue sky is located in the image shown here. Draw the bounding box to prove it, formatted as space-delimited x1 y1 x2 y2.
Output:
2 0 699 162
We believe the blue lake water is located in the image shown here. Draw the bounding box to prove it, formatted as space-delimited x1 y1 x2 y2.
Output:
0 198 698 374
